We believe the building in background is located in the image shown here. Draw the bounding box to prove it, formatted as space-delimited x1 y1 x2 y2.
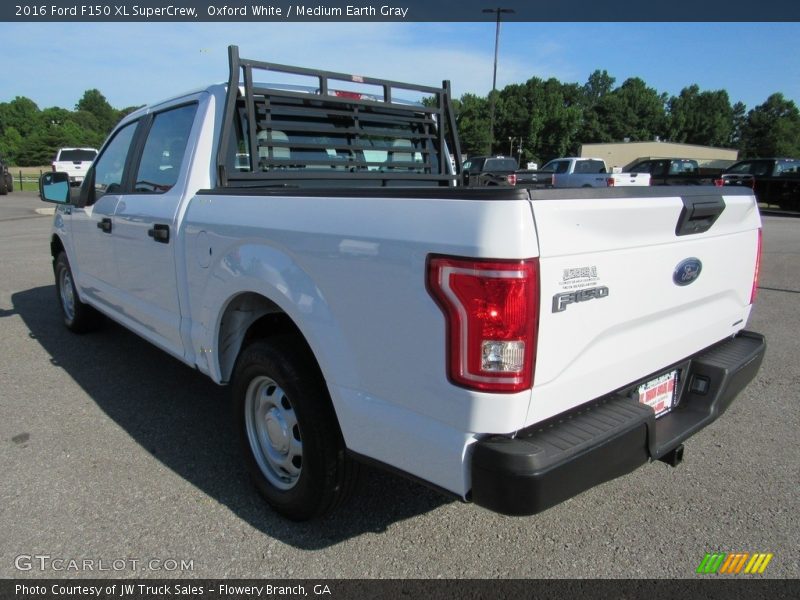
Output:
579 141 738 171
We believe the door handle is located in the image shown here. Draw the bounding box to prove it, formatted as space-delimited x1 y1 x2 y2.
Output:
96 218 112 233
147 223 170 244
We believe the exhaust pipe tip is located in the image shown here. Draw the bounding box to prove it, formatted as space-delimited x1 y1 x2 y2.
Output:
659 444 685 468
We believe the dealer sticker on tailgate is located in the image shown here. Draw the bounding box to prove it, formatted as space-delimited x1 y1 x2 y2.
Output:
637 370 679 418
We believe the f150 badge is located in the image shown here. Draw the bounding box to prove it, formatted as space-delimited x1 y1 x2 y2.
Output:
552 286 609 313
673 258 703 286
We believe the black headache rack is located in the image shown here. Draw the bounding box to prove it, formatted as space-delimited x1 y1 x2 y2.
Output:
217 45 462 188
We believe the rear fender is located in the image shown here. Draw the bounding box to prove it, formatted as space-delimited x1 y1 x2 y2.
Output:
197 241 357 389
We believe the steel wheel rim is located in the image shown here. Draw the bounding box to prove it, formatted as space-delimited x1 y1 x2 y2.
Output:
59 268 76 322
244 375 303 490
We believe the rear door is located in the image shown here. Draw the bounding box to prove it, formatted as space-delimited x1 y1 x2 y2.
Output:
111 100 200 359
526 187 761 425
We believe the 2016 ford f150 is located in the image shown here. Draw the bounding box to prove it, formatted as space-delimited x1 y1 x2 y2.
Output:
40 47 765 521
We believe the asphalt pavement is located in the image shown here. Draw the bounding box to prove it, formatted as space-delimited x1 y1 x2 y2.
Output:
0 190 797 579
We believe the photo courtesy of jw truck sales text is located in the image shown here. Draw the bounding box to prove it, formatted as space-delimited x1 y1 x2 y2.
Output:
39 44 765 522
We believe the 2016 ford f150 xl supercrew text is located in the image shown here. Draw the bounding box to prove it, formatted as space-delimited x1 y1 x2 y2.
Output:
40 47 765 521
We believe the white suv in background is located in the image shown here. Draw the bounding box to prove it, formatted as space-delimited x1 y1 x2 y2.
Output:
52 147 98 186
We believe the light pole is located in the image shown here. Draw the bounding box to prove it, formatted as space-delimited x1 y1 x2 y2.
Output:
483 7 514 155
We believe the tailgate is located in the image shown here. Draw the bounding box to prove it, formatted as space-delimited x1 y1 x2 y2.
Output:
525 186 761 425
54 162 86 176
609 172 650 186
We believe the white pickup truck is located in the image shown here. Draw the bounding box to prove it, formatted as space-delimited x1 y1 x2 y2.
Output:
542 157 650 188
40 47 765 521
52 147 98 187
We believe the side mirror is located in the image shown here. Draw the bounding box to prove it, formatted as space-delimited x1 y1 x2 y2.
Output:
39 172 71 204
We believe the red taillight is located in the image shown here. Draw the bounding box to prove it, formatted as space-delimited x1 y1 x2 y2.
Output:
507 174 517 186
606 177 615 187
714 178 724 187
750 228 763 304
427 256 539 393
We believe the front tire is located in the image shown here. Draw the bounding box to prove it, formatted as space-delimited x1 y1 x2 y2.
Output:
233 337 357 521
54 252 101 333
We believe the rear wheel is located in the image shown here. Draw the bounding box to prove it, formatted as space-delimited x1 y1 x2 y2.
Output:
54 252 101 333
233 337 357 520
0 177 7 195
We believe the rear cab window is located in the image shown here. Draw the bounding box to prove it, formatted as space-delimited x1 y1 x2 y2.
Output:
229 95 436 183
56 149 98 162
542 160 570 174
484 158 518 171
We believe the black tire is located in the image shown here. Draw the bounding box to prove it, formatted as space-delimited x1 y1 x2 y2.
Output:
7 178 12 193
233 337 358 521
54 252 102 333
0 178 7 195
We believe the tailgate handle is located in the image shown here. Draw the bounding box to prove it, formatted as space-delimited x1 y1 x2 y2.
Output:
675 196 725 236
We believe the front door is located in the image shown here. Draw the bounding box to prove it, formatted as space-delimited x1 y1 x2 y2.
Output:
70 120 139 311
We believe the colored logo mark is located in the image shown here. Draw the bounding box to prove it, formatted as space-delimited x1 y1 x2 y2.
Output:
696 552 774 574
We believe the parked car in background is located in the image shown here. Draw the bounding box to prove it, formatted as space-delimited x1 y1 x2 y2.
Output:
626 158 723 186
0 154 13 195
722 158 800 211
461 155 546 187
52 147 98 186
541 157 650 188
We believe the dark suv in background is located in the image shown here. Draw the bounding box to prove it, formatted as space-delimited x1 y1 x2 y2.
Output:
0 154 13 195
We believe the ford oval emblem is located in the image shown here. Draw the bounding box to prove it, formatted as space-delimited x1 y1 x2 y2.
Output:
673 258 703 286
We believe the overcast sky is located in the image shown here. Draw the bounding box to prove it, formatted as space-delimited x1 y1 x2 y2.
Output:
2 22 798 112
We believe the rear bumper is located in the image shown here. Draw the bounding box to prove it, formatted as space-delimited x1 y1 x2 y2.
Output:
470 331 766 516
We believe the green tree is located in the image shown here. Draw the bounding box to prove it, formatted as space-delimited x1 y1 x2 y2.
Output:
494 77 582 164
740 93 800 158
16 126 70 165
532 79 583 161
76 89 118 133
0 96 41 138
0 126 23 164
495 82 531 157
667 85 735 147
730 101 747 148
453 93 491 159
0 90 130 165
592 78 668 143
578 70 616 144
